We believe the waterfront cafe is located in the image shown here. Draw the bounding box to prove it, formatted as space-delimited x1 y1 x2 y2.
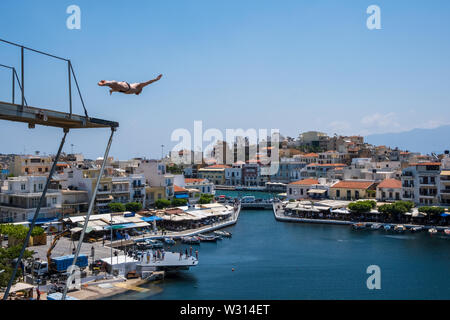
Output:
283 200 351 220
156 204 233 231
63 212 153 241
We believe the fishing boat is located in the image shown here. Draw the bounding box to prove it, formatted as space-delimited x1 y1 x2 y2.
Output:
428 228 438 235
163 237 176 245
444 228 450 236
383 224 392 231
352 222 366 230
394 225 406 233
197 234 219 242
214 230 232 238
410 226 424 233
181 236 200 244
370 223 382 230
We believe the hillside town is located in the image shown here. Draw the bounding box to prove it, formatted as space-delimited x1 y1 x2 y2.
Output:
0 130 449 226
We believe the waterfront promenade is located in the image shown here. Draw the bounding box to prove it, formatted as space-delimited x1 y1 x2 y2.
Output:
272 203 449 231
108 204 241 248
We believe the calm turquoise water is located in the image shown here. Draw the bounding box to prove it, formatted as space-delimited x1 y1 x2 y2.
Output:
110 191 450 300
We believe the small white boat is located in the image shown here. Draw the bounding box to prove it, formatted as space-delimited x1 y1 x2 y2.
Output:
214 230 232 238
444 229 450 236
181 236 200 244
371 223 382 230
394 225 406 233
410 226 424 233
428 228 438 235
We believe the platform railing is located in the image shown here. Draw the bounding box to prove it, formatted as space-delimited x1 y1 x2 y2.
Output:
0 63 28 106
0 38 89 118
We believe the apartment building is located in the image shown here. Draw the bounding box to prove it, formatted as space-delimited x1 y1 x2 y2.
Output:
0 176 61 223
11 155 53 176
401 162 441 205
138 160 174 201
198 165 229 185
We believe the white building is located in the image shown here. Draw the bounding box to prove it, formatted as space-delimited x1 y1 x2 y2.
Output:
225 163 243 186
137 160 174 199
0 176 61 223
184 178 215 195
401 162 441 205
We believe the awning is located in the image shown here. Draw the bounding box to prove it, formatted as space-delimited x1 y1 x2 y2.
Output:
331 208 350 214
440 171 450 176
307 189 326 194
175 194 189 199
141 216 163 222
104 222 150 230
28 217 59 225
8 282 35 293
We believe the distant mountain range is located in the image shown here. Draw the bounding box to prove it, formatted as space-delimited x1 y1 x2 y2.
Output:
365 125 450 155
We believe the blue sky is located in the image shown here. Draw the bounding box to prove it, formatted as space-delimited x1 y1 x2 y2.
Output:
0 0 449 159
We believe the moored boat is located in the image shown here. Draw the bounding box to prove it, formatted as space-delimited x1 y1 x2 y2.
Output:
214 230 232 238
410 226 424 233
352 222 365 230
428 228 438 235
394 225 406 233
444 228 450 236
383 224 392 231
163 237 176 245
370 223 382 230
181 236 200 244
197 234 219 242
146 239 163 248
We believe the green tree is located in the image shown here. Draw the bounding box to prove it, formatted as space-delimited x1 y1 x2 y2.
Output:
108 202 126 213
155 199 171 209
0 245 34 288
198 194 214 204
125 202 143 212
171 198 188 207
348 201 374 214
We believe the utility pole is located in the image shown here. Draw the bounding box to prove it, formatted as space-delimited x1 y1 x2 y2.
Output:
161 144 165 160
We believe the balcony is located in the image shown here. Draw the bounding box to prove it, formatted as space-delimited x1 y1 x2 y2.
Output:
97 189 111 194
112 188 129 194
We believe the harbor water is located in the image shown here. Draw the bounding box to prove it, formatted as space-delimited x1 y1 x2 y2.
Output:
109 191 450 300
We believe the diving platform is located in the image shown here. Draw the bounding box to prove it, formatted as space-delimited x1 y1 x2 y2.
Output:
0 101 118 129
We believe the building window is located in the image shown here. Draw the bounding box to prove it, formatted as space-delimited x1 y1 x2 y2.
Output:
21 184 26 191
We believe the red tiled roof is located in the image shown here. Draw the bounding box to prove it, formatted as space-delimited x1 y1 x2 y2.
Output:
206 164 231 169
307 163 347 167
331 180 374 189
377 178 401 189
302 153 319 157
289 179 319 186
174 185 188 193
409 162 441 166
